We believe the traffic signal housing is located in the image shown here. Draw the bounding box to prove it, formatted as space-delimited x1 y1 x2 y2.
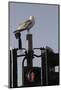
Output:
23 67 41 87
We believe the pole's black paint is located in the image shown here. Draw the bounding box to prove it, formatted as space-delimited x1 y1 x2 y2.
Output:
13 49 17 88
9 49 17 88
15 32 22 49
41 49 47 86
26 34 33 68
9 50 12 88
18 37 22 49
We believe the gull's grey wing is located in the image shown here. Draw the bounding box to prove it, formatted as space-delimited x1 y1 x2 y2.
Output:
13 20 32 33
17 20 32 30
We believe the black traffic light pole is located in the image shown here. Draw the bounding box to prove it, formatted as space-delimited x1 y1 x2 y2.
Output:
13 31 46 87
10 30 48 87
12 29 59 87
14 32 22 49
22 33 33 86
26 33 33 68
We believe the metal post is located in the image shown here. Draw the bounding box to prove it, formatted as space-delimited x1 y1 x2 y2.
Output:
15 32 22 49
18 37 22 49
26 34 33 68
41 49 47 85
10 49 17 88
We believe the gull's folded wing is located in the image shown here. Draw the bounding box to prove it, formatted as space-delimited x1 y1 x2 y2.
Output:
17 20 32 30
14 20 32 33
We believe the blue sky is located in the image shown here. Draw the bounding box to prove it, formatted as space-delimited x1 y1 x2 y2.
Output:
9 2 59 53
9 2 59 86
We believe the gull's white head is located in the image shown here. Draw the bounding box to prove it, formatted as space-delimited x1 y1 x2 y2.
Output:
29 16 35 20
29 16 35 24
